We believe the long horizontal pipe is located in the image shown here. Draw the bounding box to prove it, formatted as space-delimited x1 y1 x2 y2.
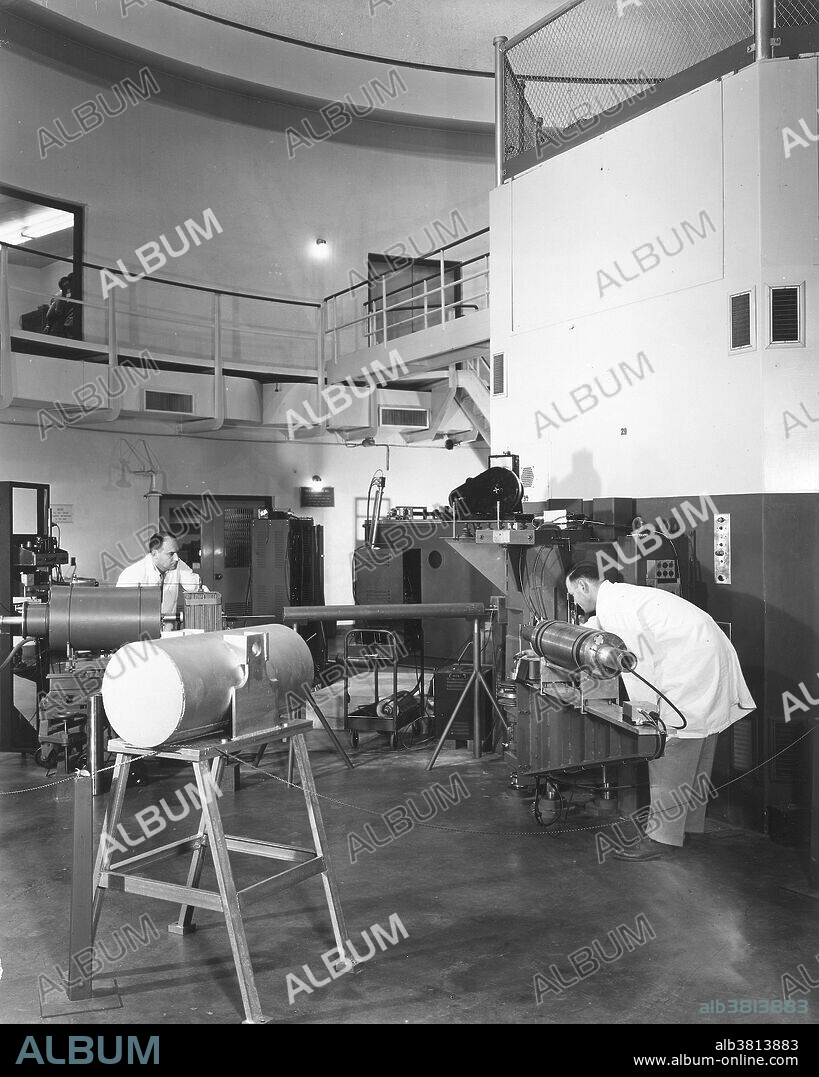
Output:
283 603 486 623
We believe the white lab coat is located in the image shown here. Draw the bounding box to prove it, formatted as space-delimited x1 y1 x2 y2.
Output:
116 554 207 616
590 581 755 739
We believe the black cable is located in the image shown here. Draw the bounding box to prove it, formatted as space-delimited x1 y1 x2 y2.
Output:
628 668 687 729
643 713 668 759
0 637 33 672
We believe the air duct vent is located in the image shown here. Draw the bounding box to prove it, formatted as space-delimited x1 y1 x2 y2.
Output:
770 286 802 345
731 716 753 773
492 353 506 397
143 389 194 415
729 292 752 350
378 406 429 429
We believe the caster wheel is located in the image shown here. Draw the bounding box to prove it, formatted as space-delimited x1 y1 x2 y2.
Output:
350 731 359 748
34 746 57 770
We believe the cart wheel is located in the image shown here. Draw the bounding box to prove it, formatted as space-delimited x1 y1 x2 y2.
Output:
350 731 359 748
34 746 57 770
390 733 398 750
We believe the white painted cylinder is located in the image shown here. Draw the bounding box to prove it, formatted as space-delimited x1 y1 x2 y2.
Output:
102 623 313 748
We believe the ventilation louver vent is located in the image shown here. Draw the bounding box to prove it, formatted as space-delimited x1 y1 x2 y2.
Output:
772 723 807 784
521 466 534 488
143 389 194 415
730 292 751 350
492 353 506 397
731 716 753 773
770 287 801 344
378 406 429 429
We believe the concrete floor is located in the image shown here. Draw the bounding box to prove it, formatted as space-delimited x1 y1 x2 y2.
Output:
0 721 817 1027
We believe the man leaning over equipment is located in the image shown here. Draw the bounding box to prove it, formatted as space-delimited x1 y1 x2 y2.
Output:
565 562 755 861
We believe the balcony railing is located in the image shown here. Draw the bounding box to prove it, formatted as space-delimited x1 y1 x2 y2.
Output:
322 227 490 367
1 242 320 381
495 1 818 183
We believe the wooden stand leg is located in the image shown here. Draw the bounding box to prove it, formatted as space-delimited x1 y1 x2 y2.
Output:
192 759 268 1024
287 739 296 787
292 733 354 968
92 753 131 931
169 755 224 936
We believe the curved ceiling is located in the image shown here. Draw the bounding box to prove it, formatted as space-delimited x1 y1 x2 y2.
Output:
6 0 555 130
159 0 562 73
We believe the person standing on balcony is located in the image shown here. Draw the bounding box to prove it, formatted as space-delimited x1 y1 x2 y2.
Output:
43 273 77 338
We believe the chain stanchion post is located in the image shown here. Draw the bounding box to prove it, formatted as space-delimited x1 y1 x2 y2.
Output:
40 769 121 1016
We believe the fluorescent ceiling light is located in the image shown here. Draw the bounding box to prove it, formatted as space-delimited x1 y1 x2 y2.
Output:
0 208 73 245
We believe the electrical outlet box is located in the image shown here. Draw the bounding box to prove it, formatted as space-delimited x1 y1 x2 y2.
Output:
714 513 731 585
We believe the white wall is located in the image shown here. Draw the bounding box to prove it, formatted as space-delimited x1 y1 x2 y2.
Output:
0 423 485 604
0 48 491 305
0 33 493 602
490 60 819 497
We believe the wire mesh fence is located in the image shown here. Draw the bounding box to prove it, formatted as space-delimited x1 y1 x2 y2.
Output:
775 1 819 26
502 0 755 171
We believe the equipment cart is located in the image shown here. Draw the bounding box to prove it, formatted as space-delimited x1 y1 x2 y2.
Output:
343 629 423 749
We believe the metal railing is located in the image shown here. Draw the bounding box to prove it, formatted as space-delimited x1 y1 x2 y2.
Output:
496 1 788 182
1 241 320 363
322 227 490 365
0 241 321 427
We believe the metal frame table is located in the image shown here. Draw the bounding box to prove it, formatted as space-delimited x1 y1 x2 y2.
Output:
90 719 353 1023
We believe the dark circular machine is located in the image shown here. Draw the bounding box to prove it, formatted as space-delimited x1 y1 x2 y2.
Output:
448 466 524 518
521 619 637 679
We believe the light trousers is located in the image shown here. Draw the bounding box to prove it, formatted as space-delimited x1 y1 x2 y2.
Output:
644 733 719 847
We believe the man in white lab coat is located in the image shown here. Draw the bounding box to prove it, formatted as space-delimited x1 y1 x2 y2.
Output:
117 532 207 618
565 563 755 861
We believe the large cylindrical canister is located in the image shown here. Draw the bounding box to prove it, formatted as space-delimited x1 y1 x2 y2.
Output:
521 620 637 678
22 586 162 652
102 624 314 748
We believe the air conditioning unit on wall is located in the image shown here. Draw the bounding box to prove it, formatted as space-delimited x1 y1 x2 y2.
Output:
376 389 430 431
262 385 431 433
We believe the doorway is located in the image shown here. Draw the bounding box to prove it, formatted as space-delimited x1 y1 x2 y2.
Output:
0 184 84 340
366 254 462 345
158 494 273 619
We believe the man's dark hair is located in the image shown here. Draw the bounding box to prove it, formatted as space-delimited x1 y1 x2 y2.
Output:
148 532 171 552
565 561 602 586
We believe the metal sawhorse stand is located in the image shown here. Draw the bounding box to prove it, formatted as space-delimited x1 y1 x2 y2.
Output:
92 718 353 1023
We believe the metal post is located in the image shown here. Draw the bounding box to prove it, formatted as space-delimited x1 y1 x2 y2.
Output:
422 276 428 330
439 251 446 327
317 299 326 431
472 615 481 758
0 245 12 409
755 0 773 60
380 278 388 344
88 694 106 797
107 286 117 371
494 36 508 187
41 770 121 1016
68 770 94 1001
333 294 339 365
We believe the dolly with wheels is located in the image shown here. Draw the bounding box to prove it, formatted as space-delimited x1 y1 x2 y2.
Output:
343 629 421 750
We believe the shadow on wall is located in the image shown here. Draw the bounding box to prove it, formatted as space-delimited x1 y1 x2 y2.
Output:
552 449 603 498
